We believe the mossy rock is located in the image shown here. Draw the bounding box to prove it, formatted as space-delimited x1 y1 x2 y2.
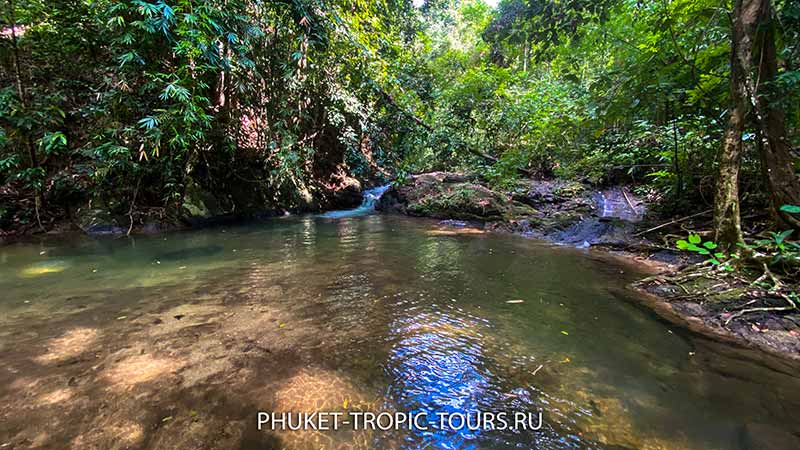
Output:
182 179 224 219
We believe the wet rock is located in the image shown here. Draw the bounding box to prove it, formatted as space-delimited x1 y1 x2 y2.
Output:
380 172 655 249
594 187 645 222
182 179 224 222
739 423 800 450
378 172 526 221
330 180 363 209
507 219 536 234
439 220 469 228
73 205 125 235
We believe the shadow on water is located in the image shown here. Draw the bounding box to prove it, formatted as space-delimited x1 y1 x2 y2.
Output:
2 214 800 449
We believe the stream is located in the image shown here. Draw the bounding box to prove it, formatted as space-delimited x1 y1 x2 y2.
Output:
1 208 800 449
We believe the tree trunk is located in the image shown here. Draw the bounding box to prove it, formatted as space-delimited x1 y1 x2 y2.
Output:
714 102 746 252
522 39 530 73
7 0 44 229
751 1 800 228
714 0 753 251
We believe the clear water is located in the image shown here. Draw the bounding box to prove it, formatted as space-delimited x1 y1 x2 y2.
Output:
1 215 799 450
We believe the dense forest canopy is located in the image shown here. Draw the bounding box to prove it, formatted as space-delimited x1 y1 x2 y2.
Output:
1 0 799 246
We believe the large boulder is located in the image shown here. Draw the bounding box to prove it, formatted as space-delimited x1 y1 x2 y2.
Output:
72 201 127 235
182 179 225 220
327 177 363 210
378 172 535 221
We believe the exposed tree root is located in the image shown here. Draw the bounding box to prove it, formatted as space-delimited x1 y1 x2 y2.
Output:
725 303 797 326
750 263 783 292
723 264 798 325
641 259 800 330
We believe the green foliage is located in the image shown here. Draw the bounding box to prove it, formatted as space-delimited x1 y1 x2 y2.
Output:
676 233 726 265
1 0 422 220
384 0 755 208
1 0 799 229
745 230 800 267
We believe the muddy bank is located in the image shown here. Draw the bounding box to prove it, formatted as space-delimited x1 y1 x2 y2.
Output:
378 172 800 362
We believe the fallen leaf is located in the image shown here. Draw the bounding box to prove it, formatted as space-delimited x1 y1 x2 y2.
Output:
560 330 569 336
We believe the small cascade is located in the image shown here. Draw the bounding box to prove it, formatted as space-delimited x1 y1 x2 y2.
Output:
596 187 643 222
320 184 392 219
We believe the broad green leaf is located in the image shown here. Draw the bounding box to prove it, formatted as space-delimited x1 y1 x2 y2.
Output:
780 205 800 214
775 229 794 245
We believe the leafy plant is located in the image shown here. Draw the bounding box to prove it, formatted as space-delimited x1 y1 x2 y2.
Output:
676 233 726 265
749 230 800 266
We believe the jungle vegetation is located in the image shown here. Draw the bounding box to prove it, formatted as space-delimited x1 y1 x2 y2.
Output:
1 0 799 253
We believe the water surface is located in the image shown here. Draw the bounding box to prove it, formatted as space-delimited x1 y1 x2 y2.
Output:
1 215 799 450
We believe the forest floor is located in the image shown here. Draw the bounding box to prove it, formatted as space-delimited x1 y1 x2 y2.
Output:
378 172 800 362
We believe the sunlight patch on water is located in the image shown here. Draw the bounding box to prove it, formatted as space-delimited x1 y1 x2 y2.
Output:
271 368 378 450
19 260 69 277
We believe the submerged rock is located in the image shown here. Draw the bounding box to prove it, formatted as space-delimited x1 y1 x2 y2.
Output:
739 423 800 450
156 245 224 261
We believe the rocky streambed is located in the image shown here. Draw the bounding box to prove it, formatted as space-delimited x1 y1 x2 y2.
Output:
377 172 650 248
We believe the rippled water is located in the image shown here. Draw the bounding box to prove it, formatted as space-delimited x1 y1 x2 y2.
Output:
1 215 799 450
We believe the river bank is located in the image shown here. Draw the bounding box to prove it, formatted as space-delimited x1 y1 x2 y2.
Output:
377 172 800 363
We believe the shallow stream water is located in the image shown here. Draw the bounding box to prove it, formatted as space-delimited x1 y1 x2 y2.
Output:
1 214 799 450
